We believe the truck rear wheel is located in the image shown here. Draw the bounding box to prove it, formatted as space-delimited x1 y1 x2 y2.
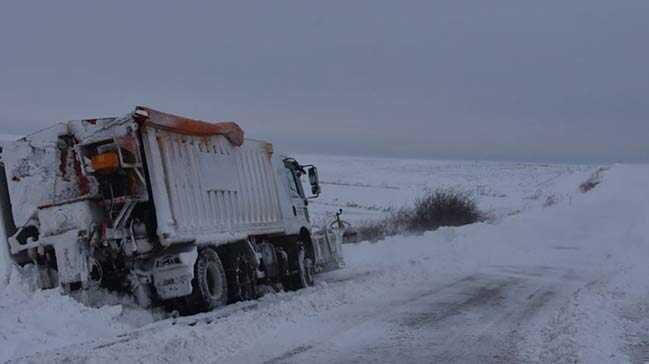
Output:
188 248 228 312
231 254 258 302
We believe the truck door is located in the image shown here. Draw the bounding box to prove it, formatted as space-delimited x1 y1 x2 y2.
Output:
283 161 310 231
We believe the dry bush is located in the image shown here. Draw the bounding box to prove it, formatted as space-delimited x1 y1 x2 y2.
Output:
579 167 608 193
406 189 481 232
347 189 482 243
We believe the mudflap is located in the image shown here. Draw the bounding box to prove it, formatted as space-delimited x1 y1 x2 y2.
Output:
152 246 198 301
48 229 91 289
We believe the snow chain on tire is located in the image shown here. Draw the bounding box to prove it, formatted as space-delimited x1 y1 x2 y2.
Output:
293 246 315 290
188 248 228 312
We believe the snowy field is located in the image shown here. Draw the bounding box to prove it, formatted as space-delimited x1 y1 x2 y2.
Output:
296 154 596 225
2 155 649 363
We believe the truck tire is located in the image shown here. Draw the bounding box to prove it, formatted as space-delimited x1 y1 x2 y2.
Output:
188 248 228 312
291 246 314 290
232 254 258 302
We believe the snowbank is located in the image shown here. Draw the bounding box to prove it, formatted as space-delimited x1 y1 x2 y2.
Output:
0 266 138 362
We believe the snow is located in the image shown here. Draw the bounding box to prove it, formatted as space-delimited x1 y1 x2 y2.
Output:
0 266 142 362
296 154 596 225
1 155 648 363
0 134 19 143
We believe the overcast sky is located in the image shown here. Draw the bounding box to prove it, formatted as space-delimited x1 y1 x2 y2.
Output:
1 1 647 162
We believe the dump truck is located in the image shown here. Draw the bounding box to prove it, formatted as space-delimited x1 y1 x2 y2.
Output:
0 107 344 312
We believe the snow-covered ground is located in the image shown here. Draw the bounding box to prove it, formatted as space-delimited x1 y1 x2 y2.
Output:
0 134 18 146
1 155 649 363
296 154 595 225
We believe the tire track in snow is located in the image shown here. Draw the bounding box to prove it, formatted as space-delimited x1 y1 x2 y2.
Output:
260 268 573 364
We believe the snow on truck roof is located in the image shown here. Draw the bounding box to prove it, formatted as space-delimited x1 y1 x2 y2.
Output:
133 106 244 146
9 107 245 147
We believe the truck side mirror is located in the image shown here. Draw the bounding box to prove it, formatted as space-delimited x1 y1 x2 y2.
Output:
308 166 320 198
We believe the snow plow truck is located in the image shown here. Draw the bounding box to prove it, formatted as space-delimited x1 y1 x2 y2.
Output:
0 107 344 312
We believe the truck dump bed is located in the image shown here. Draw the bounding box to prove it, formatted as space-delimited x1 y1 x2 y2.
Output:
2 107 289 254
138 108 286 246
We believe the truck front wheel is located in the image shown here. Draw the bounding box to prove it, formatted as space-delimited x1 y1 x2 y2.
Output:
290 246 314 290
188 248 228 312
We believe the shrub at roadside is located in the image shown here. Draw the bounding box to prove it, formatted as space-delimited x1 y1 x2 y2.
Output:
347 189 482 243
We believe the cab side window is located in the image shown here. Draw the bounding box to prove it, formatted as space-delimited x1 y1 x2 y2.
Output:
285 168 305 199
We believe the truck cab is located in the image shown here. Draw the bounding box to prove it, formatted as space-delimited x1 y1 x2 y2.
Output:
280 157 317 233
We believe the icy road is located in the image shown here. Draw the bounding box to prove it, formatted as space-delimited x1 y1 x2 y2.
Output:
2 158 649 363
